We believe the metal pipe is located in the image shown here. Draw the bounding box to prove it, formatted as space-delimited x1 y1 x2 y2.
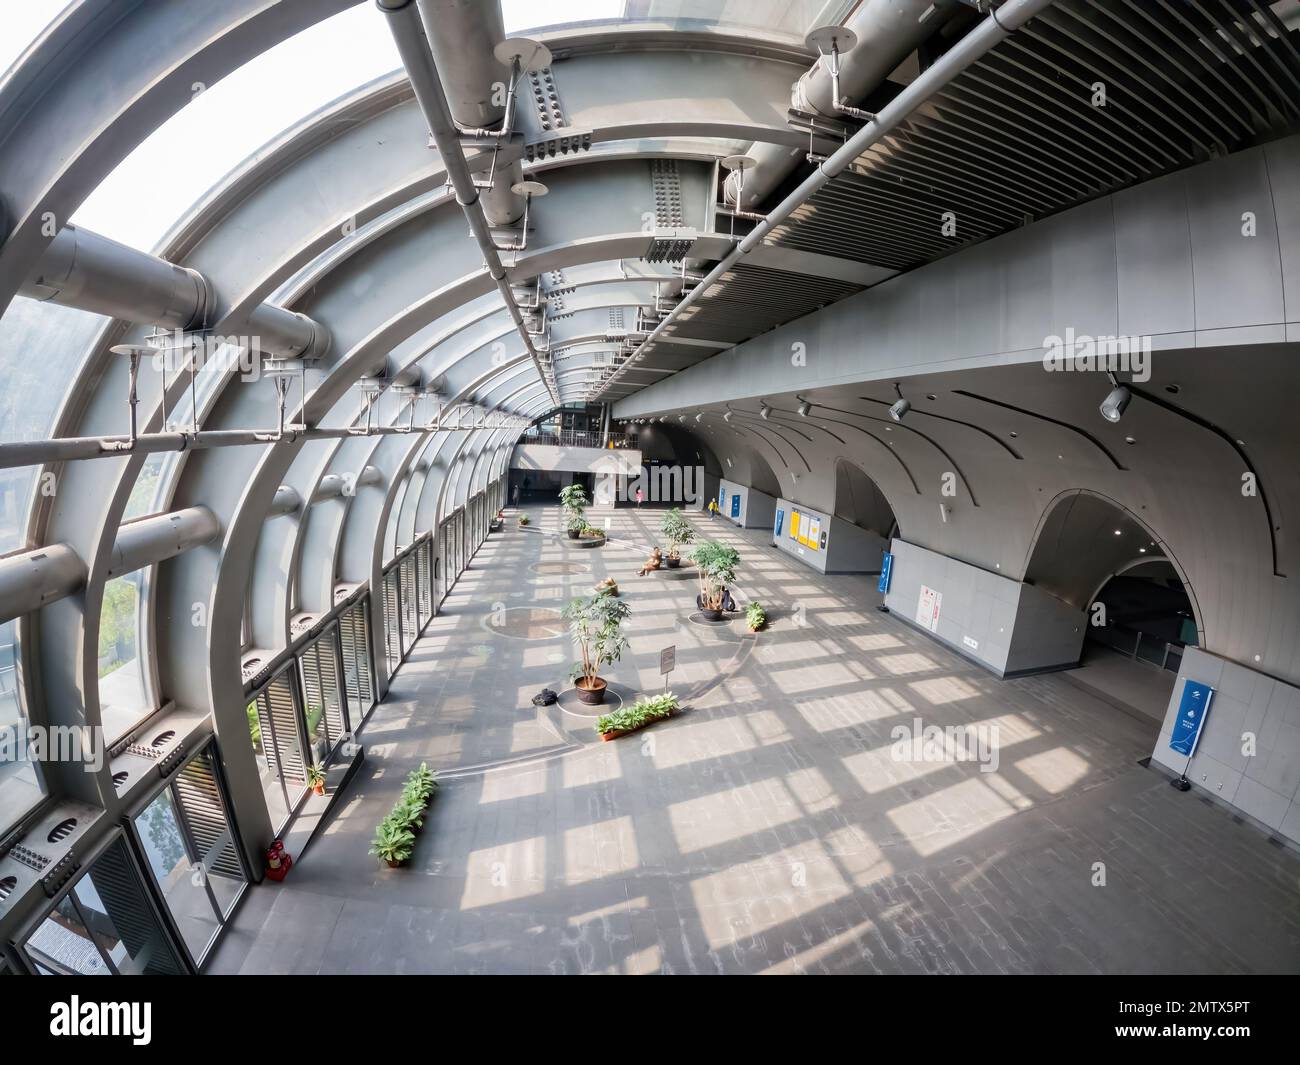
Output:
416 0 525 227
377 0 560 405
267 485 303 518
725 0 949 211
0 543 86 625
17 224 330 359
107 505 221 578
598 0 1054 398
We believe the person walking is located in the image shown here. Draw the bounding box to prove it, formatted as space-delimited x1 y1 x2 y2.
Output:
635 486 643 508
511 482 520 506
708 498 718 520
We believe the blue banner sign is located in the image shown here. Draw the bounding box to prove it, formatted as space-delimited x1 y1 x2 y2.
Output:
774 509 784 537
878 551 894 594
1169 679 1213 758
731 493 741 518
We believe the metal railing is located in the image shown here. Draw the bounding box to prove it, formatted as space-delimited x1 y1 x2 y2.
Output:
518 429 632 450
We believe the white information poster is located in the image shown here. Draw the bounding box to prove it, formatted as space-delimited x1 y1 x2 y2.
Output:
915 585 942 632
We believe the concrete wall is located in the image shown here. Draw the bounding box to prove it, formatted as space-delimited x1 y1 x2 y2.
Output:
883 539 1085 676
1151 647 1300 846
718 477 775 529
511 443 641 476
826 517 888 575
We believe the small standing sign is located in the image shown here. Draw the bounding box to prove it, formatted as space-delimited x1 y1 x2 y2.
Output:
660 644 676 692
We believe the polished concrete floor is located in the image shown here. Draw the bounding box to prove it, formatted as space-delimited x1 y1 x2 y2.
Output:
209 506 1300 974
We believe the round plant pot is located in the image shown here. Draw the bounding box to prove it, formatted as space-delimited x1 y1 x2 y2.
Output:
311 783 325 796
384 859 404 869
665 556 681 569
575 677 608 705
701 607 724 622
567 529 580 540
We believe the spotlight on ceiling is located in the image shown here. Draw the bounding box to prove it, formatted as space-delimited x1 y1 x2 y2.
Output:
695 412 704 423
888 383 909 422
723 410 733 422
797 399 811 417
759 403 771 420
1100 384 1131 423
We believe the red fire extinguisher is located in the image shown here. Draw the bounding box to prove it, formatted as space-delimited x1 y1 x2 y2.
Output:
265 838 293 881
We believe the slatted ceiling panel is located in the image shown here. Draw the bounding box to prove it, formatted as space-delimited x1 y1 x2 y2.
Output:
766 0 1300 274
663 262 862 346
340 598 374 716
173 748 244 880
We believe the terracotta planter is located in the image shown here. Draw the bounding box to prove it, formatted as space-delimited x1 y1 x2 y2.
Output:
384 858 405 869
599 710 673 741
665 556 681 568
575 676 608 705
311 782 326 796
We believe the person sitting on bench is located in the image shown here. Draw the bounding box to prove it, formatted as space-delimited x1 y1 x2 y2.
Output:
638 546 663 576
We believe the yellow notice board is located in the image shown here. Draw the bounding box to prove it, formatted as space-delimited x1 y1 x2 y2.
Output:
790 510 801 541
807 517 822 550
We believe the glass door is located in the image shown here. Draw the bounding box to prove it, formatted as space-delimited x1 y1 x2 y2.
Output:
247 663 310 833
129 742 248 968
23 835 189 975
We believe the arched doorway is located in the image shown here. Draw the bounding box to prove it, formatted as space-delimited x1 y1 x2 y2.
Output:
1023 490 1200 716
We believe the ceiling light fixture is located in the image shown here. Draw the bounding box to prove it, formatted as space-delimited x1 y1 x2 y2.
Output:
759 403 771 420
1100 374 1131 423
889 382 910 422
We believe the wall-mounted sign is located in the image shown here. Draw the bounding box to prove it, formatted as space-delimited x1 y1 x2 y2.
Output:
1169 679 1213 757
807 517 822 550
878 551 893 594
915 585 942 632
819 531 828 550
774 509 784 537
730 493 741 518
790 511 801 541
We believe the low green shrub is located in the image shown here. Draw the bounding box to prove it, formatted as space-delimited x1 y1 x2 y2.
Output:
596 691 679 736
745 601 767 631
518 514 530 526
371 762 438 865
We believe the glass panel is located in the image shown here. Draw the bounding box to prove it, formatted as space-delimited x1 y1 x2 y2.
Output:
133 789 220 962
171 746 246 917
26 838 187 975
97 572 155 744
0 617 46 832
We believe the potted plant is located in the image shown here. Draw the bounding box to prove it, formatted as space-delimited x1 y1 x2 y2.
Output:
660 507 693 568
559 483 588 540
596 691 679 740
518 514 530 527
746 601 767 632
563 590 631 705
370 815 415 868
690 540 741 622
307 763 326 796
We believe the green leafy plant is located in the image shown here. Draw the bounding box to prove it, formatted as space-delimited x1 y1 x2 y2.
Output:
562 591 631 689
690 540 741 611
596 691 679 736
518 514 530 526
746 601 767 631
306 763 326 790
391 798 425 831
580 525 602 538
558 483 589 532
370 816 416 865
659 508 694 559
402 763 438 806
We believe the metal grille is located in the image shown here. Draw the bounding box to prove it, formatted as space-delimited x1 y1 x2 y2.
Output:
172 747 244 880
252 668 307 788
400 553 419 649
382 568 402 673
299 629 347 756
416 539 433 625
651 159 683 228
338 597 374 722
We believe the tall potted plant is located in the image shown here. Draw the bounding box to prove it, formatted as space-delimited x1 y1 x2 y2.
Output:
659 507 694 568
690 540 741 622
559 483 588 540
563 589 631 705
